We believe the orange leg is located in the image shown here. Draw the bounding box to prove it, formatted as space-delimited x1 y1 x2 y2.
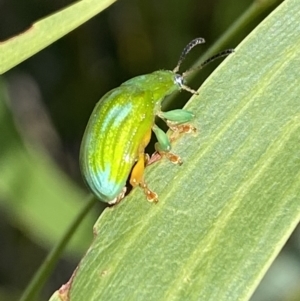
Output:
157 149 183 165
129 129 158 203
160 123 196 165
151 122 196 166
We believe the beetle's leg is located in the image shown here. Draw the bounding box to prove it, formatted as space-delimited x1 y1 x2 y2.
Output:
158 109 196 142
131 155 158 203
152 124 182 165
158 109 194 124
129 129 158 203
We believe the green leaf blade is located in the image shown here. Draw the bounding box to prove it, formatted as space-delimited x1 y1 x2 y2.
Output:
0 0 116 74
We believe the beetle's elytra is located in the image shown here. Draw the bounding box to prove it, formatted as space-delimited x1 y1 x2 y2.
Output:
80 38 234 204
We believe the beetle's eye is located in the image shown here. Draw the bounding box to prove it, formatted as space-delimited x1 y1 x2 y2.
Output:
174 74 184 88
174 73 198 95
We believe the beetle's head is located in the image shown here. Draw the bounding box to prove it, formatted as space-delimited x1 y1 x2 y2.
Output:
174 73 198 95
173 37 234 95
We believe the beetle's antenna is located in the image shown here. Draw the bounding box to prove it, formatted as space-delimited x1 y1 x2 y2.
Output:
173 37 205 73
182 49 235 77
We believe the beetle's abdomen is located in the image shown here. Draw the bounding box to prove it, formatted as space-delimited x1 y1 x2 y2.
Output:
80 85 154 203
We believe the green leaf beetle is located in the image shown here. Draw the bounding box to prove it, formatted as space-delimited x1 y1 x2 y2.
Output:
80 38 233 204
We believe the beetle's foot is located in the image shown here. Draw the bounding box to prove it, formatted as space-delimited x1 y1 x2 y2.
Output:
140 182 158 203
108 187 127 205
158 151 183 165
168 123 197 141
147 151 162 166
149 150 182 166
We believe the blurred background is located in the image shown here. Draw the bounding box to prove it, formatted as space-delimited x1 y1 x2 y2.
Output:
1 0 300 300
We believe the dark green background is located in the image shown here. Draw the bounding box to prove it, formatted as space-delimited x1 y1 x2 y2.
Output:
1 0 299 300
